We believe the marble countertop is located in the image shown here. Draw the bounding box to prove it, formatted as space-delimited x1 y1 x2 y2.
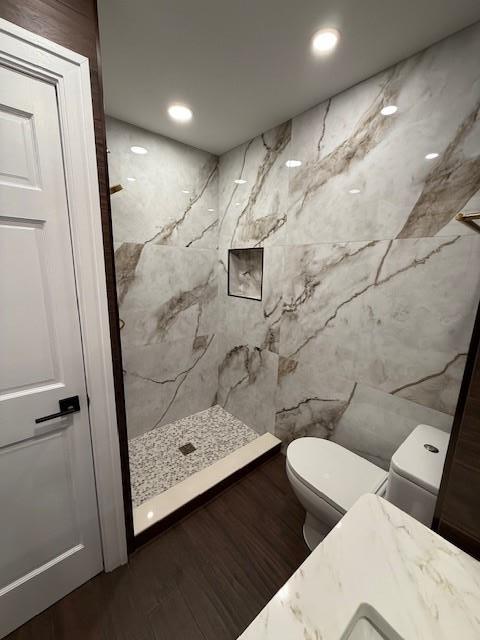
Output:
238 494 480 639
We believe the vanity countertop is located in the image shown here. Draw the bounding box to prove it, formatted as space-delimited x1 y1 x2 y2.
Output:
238 494 480 639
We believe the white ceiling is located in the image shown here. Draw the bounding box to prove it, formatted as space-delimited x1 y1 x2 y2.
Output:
98 0 480 155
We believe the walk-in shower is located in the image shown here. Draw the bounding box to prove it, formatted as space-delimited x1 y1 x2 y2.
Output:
107 117 279 536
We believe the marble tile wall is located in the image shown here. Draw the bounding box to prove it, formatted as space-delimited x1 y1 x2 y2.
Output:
107 117 219 439
216 23 480 468
109 24 480 467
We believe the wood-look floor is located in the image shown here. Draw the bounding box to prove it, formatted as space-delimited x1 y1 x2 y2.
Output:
8 454 308 640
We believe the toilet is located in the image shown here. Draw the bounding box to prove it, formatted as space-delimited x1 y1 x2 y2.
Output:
286 424 449 550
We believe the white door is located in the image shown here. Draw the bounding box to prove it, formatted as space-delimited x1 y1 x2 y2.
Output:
0 62 103 637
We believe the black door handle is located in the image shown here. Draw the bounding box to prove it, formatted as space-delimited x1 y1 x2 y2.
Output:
35 395 80 424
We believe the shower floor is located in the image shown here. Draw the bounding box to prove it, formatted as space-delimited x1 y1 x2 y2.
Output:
128 405 259 508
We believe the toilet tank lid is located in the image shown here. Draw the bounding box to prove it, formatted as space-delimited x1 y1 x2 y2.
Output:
390 424 450 495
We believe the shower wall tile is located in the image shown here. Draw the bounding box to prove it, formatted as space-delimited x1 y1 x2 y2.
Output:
118 244 217 347
218 246 283 353
123 334 218 439
216 334 278 435
286 24 480 245
117 244 219 439
275 358 356 445
111 23 480 464
218 120 291 247
331 383 453 470
108 118 220 440
279 235 480 416
216 23 480 467
107 116 218 248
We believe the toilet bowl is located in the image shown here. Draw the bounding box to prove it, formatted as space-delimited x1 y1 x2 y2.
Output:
287 424 449 550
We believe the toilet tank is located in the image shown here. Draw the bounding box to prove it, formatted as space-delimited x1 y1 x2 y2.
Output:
386 424 450 527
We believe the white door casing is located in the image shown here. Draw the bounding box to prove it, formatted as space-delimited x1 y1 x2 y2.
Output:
0 18 127 636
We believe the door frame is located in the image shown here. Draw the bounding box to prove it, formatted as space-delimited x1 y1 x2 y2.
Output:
0 18 127 570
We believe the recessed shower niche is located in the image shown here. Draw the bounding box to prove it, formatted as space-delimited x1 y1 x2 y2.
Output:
228 247 264 300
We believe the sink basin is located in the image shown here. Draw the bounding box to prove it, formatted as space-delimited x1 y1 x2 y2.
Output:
341 603 403 640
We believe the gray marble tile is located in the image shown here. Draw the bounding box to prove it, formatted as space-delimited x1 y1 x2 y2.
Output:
275 358 356 444
279 236 480 415
216 334 278 435
107 117 219 248
286 22 480 245
123 334 218 439
218 246 283 353
218 120 291 247
113 24 480 480
109 118 221 444
331 383 453 470
118 244 217 347
129 405 259 507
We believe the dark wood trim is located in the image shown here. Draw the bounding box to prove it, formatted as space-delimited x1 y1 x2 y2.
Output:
133 441 281 550
92 0 135 555
0 0 135 553
432 304 478 526
433 296 480 558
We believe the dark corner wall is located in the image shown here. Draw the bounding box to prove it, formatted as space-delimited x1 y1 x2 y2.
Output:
434 301 480 558
0 0 134 547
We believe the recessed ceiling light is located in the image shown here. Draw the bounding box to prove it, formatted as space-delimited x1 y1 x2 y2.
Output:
380 105 398 116
127 177 136 182
425 152 440 160
348 188 361 194
130 145 148 154
235 202 241 206
234 179 247 184
168 103 193 123
312 28 340 55
147 511 154 520
208 208 215 212
285 160 302 168
181 189 190 194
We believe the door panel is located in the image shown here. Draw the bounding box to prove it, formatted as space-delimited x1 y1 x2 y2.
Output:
0 59 103 637
0 104 41 189
0 220 58 396
0 430 77 589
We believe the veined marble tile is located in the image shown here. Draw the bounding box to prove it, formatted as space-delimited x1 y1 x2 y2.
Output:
107 117 218 248
287 22 480 244
331 383 452 470
275 358 356 444
216 334 278 435
123 334 218 439
118 244 217 347
110 25 480 478
279 236 480 415
218 246 283 353
218 120 291 247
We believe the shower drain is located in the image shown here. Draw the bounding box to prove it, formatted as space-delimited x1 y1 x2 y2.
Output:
179 442 196 455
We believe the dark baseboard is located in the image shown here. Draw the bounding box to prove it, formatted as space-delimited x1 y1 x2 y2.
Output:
132 441 282 551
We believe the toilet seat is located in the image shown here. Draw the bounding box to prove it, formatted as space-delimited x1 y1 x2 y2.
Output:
287 438 388 515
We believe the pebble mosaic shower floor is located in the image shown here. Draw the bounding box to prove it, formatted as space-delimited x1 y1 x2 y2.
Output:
128 405 259 507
